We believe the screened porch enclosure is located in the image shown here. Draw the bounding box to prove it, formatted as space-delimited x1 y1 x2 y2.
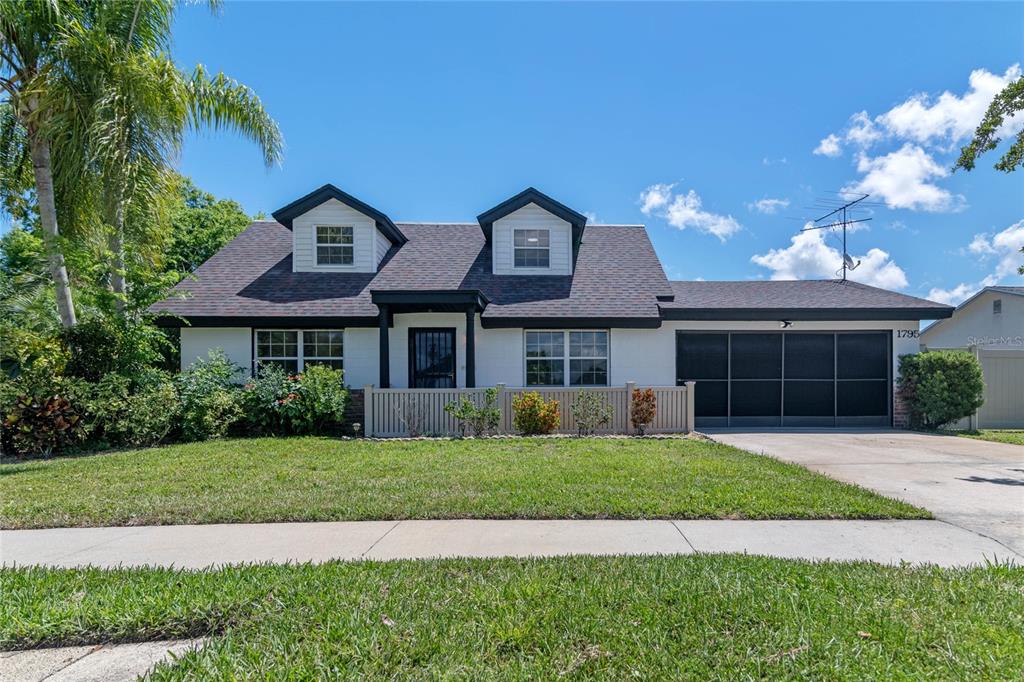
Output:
676 331 891 428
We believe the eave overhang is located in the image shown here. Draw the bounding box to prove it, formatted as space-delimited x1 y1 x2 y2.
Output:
370 289 489 314
658 307 955 321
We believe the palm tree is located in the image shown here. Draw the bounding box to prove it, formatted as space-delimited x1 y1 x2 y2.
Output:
0 0 82 327
1 0 282 323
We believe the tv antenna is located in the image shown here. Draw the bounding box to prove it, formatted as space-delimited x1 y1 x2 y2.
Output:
801 193 872 281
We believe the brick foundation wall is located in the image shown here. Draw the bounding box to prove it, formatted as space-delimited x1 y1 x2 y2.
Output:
893 385 910 429
343 388 364 436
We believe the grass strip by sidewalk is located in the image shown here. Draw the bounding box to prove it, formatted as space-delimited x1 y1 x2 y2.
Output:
0 437 928 529
1 555 1021 679
952 429 1024 446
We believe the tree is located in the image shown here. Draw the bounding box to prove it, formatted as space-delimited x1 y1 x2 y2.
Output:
165 177 251 276
953 76 1024 275
0 0 83 327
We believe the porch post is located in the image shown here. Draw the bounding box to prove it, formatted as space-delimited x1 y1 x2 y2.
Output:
378 304 390 388
465 307 476 388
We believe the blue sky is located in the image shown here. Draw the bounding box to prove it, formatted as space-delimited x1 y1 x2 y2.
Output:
168 1 1022 305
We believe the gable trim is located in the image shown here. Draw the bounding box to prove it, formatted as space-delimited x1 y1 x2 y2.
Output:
272 184 407 246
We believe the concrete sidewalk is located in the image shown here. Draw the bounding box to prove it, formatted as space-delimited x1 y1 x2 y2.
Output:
0 639 203 682
2 519 1018 569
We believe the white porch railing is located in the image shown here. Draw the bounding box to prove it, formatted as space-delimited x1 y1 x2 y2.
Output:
362 382 695 437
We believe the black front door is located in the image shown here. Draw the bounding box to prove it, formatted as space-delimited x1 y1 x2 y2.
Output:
409 328 457 388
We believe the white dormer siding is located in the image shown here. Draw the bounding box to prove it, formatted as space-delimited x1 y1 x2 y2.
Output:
292 198 378 273
492 203 573 275
375 227 391 267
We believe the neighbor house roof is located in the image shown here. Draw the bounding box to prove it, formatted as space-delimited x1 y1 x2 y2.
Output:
660 279 954 320
151 220 672 328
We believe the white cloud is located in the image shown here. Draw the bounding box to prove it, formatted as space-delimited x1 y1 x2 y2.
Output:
927 219 1024 305
969 219 1024 278
751 227 908 289
815 64 1021 213
843 144 964 212
639 184 742 241
638 183 673 214
814 133 842 157
877 65 1023 148
747 197 790 214
583 211 599 224
927 277 998 306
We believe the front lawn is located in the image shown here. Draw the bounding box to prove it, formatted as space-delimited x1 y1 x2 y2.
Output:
1 555 1021 679
0 437 927 528
953 429 1024 446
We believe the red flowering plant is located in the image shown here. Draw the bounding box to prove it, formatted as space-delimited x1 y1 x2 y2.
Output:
240 363 348 435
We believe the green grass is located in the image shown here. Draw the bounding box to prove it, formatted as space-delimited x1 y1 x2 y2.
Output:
0 437 927 528
2 555 1021 679
952 429 1024 446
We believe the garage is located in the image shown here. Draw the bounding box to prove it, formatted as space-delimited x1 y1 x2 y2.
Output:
676 331 891 428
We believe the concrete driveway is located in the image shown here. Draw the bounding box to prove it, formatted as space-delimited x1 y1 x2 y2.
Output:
709 430 1024 558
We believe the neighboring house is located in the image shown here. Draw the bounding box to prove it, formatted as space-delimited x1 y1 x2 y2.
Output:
921 286 1024 428
152 185 953 429
920 286 1024 350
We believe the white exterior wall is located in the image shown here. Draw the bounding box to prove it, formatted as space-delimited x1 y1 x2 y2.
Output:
921 290 1024 350
180 327 252 376
292 199 379 273
492 203 573 275
180 320 925 390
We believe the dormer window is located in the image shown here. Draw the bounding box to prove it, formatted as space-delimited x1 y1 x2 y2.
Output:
514 229 550 268
316 225 353 265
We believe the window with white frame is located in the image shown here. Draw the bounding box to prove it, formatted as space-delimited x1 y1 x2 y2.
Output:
316 225 354 266
514 229 550 268
254 330 344 374
525 330 608 386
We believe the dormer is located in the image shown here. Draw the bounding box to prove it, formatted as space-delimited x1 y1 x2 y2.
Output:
477 187 588 276
272 184 407 273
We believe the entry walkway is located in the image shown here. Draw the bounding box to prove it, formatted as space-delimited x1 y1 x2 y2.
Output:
1 518 1017 569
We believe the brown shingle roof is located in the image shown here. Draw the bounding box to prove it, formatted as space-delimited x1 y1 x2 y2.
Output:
151 220 672 326
661 279 953 320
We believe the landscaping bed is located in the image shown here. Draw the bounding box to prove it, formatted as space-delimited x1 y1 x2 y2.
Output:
0 437 928 529
1 555 1020 679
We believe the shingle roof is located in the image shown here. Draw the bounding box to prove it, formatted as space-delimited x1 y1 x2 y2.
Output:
151 220 672 326
661 280 953 320
990 286 1024 296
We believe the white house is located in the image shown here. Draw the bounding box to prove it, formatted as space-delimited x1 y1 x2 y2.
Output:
152 185 954 429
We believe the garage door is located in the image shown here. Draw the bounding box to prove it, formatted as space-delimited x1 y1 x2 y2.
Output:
676 331 891 428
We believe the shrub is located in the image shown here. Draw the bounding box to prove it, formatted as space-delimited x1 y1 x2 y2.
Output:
570 390 613 436
289 364 349 435
1 366 90 457
176 350 243 441
241 363 348 436
631 388 657 435
512 391 560 435
445 388 502 437
82 370 180 448
898 351 985 429
60 317 164 382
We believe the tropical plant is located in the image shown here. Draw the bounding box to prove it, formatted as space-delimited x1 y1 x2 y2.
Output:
445 388 501 437
289 364 348 435
3 392 84 456
570 390 613 436
897 351 985 430
631 388 657 435
512 391 560 435
60 315 164 381
175 349 242 441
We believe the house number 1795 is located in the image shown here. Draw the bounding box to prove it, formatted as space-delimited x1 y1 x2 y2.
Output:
896 330 919 338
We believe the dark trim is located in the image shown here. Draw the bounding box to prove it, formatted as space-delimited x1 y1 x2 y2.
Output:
465 309 476 388
378 305 390 388
370 289 489 312
659 307 954 321
476 187 588 265
407 327 457 388
271 183 407 246
153 315 379 328
481 316 662 329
